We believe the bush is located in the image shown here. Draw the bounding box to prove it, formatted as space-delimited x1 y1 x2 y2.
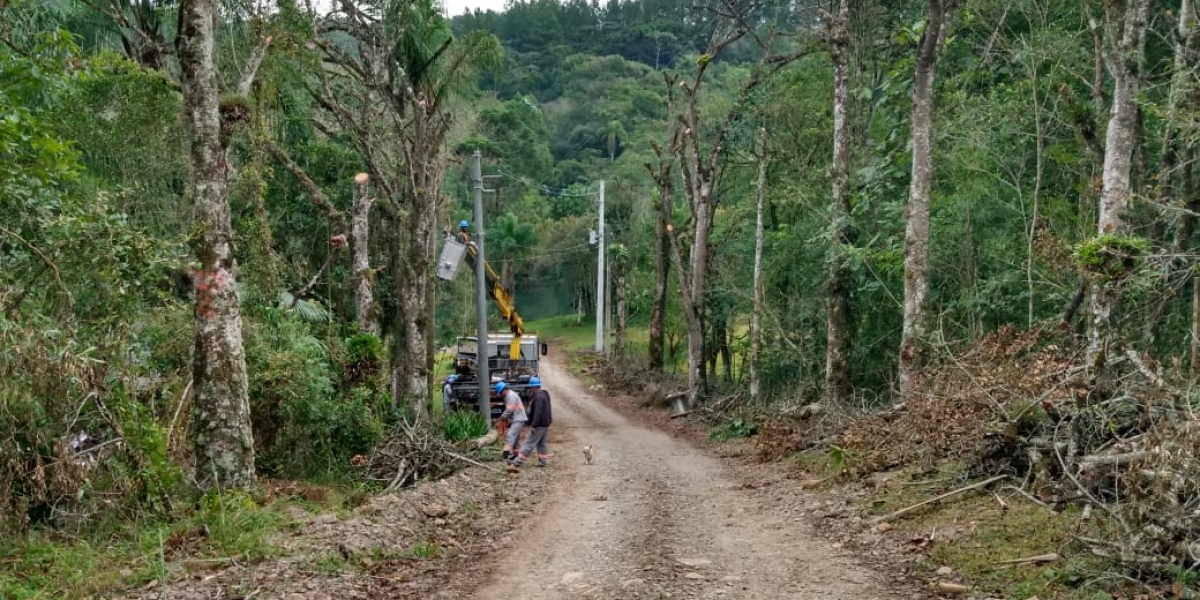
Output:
246 314 386 478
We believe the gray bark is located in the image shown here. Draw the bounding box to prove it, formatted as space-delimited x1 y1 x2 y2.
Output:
646 73 681 372
750 126 767 402
615 270 627 359
824 0 853 406
178 0 255 491
1192 274 1200 378
898 0 956 402
648 184 670 371
352 173 377 335
1087 0 1150 370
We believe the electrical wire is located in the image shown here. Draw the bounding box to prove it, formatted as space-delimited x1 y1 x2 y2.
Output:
492 167 600 198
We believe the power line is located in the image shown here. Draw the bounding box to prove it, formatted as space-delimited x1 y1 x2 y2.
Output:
491 167 600 198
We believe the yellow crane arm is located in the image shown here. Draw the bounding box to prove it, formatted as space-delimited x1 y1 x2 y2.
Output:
462 242 525 359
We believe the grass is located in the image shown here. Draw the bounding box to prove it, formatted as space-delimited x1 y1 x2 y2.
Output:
441 410 489 441
0 483 347 600
920 499 1108 599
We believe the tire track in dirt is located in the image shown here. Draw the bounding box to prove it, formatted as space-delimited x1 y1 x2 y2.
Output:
468 354 908 600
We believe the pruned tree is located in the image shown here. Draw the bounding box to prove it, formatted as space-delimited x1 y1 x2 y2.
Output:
351 172 378 335
308 0 502 416
663 1 810 401
897 0 958 402
645 75 681 372
177 0 255 491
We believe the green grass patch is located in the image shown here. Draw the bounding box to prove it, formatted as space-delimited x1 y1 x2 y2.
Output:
526 315 595 352
0 484 343 600
846 463 1119 599
708 418 757 441
922 500 1106 599
441 410 489 441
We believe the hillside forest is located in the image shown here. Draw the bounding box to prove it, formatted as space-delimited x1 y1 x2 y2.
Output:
3 0 1200 595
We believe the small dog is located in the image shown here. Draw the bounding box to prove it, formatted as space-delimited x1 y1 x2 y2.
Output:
582 445 593 465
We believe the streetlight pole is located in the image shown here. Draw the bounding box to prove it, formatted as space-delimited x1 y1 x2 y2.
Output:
472 150 490 423
595 180 605 353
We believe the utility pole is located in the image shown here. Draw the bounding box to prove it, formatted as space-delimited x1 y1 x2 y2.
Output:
472 150 491 423
595 181 606 353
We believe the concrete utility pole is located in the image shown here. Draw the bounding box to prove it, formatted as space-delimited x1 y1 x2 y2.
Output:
595 181 606 353
472 150 491 423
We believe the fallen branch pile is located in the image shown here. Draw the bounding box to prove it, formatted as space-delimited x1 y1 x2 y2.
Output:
1077 408 1200 571
365 420 461 491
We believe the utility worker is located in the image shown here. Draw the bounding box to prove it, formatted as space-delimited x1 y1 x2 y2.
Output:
456 220 471 244
496 381 527 461
442 374 457 414
509 376 551 470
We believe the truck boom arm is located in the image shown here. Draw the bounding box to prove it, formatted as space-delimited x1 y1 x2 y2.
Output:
437 234 524 359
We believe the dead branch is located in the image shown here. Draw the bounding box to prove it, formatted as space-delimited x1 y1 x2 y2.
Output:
443 450 503 474
994 552 1060 565
873 475 1008 523
264 140 348 236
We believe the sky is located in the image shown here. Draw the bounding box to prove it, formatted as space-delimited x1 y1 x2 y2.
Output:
440 0 508 17
310 0 510 19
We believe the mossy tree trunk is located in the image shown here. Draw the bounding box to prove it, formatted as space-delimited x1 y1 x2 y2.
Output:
178 0 255 491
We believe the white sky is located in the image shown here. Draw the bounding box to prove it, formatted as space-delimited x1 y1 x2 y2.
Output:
440 0 509 17
310 0 510 19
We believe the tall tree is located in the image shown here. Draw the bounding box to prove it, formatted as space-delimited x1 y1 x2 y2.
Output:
1087 0 1151 376
646 76 680 372
822 0 853 406
666 9 807 401
897 0 958 402
177 0 255 491
310 0 501 415
749 126 767 401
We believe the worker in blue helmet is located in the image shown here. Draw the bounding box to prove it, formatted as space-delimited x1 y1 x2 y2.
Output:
442 374 457 414
456 219 471 244
496 381 527 460
509 376 551 471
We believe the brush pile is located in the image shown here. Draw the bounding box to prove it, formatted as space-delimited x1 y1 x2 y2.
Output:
364 420 460 490
831 321 1200 572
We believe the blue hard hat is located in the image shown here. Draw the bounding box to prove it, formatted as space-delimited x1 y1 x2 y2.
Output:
459 220 469 228
528 377 541 387
494 381 506 392
447 374 457 383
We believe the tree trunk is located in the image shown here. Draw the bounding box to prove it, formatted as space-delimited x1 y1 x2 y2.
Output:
352 173 377 335
615 271 627 359
648 184 671 371
1192 273 1200 378
750 126 767 401
1141 0 1200 345
1087 0 1150 374
899 0 956 402
686 187 712 400
824 0 853 406
178 0 255 491
393 185 438 419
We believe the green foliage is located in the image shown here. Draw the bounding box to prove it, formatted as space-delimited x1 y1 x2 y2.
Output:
246 315 385 478
1074 234 1150 282
441 410 489 442
708 419 757 442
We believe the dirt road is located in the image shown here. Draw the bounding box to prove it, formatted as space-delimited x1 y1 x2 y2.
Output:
469 356 909 600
